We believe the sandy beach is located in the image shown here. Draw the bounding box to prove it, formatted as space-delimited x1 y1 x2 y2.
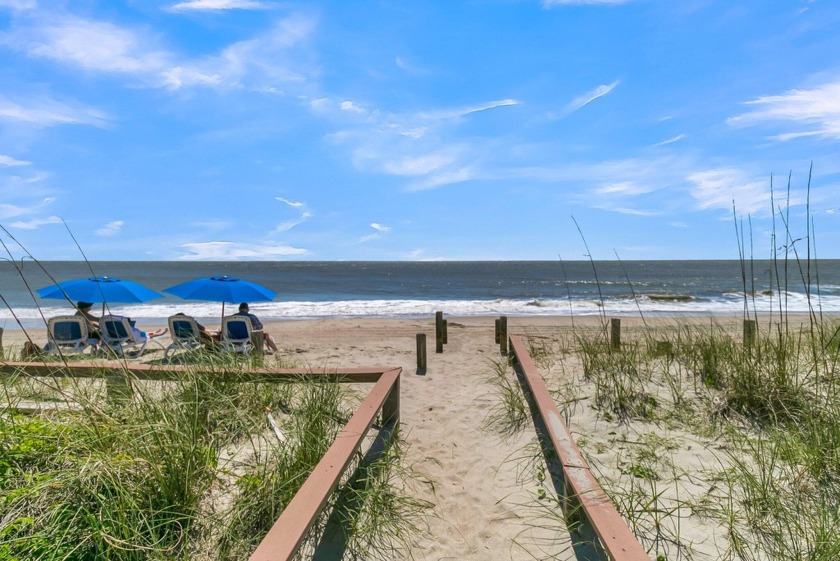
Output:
0 314 790 559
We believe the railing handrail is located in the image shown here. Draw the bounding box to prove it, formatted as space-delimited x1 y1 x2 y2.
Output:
509 335 650 561
1 360 402 561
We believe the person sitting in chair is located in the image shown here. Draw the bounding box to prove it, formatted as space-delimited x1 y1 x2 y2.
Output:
112 316 167 342
75 301 101 343
234 303 278 353
173 312 219 345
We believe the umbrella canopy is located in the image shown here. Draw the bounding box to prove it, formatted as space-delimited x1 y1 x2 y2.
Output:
36 276 163 303
162 276 276 304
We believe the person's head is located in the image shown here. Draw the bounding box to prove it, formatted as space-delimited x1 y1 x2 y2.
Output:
77 301 93 312
239 303 249 313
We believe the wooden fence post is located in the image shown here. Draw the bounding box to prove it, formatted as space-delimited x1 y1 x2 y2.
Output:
499 316 508 355
416 333 427 373
743 319 756 348
435 311 444 353
610 318 621 350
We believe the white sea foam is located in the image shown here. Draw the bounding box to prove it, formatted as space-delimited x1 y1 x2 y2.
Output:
3 293 840 331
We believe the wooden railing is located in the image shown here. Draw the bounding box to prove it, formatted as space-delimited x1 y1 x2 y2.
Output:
508 336 651 561
0 360 401 561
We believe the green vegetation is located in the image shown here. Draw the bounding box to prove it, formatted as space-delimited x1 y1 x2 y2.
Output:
0 362 426 560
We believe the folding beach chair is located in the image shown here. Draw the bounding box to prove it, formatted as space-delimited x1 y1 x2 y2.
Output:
221 315 255 355
46 316 97 355
164 314 205 358
100 315 164 358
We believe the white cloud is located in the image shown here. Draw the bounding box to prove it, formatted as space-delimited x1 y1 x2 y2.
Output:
544 0 631 5
0 96 109 127
407 167 475 191
417 99 519 121
0 197 54 219
1 12 316 92
0 154 31 167
687 168 776 215
357 233 379 243
370 222 390 232
273 211 312 233
594 181 655 196
275 196 304 207
7 216 62 229
383 152 458 176
653 133 686 146
179 241 308 260
565 81 619 113
167 0 271 12
96 220 124 236
1 15 170 75
0 0 36 10
728 80 840 141
340 100 366 114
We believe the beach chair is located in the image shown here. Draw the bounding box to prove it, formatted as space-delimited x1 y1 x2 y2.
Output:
100 315 164 358
46 316 97 355
221 316 255 355
164 314 204 358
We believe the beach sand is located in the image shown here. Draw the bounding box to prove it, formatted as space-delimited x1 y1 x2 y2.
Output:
2 315 753 560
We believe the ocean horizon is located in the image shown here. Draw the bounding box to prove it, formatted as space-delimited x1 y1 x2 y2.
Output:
2 259 839 331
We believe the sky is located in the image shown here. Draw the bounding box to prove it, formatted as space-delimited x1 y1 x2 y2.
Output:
1 0 839 262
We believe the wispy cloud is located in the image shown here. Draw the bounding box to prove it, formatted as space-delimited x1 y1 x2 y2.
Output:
0 197 55 219
179 241 307 260
728 80 840 141
687 168 777 215
1 15 170 75
275 196 305 207
357 222 392 243
96 220 124 236
543 0 632 5
167 0 272 12
0 0 37 10
274 211 312 233
7 216 62 229
0 96 109 127
323 97 516 191
1 11 317 92
653 133 686 146
565 81 619 113
0 154 31 167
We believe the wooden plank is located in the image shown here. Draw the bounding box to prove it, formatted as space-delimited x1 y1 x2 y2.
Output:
509 335 649 561
0 361 391 384
249 368 401 561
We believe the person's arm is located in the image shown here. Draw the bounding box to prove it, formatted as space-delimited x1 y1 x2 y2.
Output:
251 314 264 330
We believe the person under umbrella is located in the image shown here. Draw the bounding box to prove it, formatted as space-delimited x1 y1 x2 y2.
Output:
75 301 101 343
234 303 278 353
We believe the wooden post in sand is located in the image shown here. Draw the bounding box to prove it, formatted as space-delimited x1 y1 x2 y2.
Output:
743 319 756 348
416 333 427 373
435 311 444 353
610 318 621 350
0 327 4 359
499 316 508 355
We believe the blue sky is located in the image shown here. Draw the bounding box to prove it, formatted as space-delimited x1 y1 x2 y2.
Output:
1 0 839 261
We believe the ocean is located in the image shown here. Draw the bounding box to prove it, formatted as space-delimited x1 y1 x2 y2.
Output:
2 260 839 331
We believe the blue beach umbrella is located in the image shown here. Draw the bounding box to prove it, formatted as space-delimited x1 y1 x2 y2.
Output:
162 275 276 318
36 276 163 304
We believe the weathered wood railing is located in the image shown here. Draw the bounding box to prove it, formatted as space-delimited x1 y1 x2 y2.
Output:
508 336 650 561
0 360 401 561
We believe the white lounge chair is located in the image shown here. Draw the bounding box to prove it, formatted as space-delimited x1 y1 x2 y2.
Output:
164 314 204 358
46 316 97 355
100 315 164 358
221 316 255 355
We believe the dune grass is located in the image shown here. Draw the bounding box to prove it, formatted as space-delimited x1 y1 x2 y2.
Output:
0 359 426 560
